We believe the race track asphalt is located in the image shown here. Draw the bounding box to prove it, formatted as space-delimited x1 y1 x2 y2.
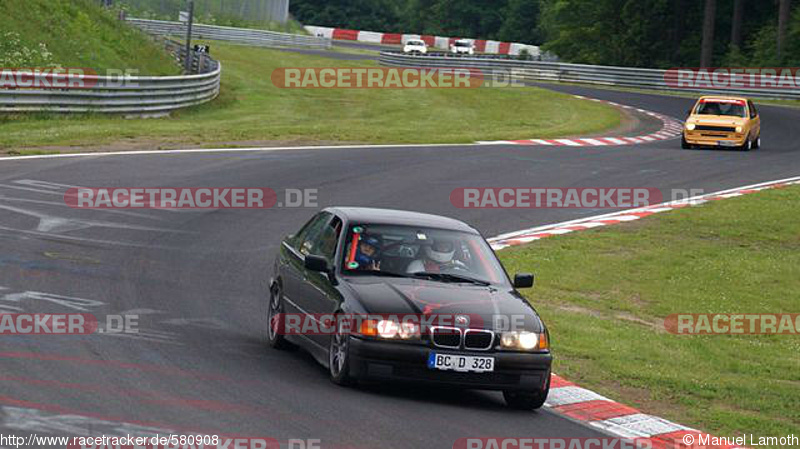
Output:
0 57 798 449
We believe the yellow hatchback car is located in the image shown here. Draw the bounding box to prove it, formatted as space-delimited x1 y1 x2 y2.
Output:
682 96 761 151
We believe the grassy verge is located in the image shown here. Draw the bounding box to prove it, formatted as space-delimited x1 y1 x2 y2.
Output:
499 185 800 445
0 0 178 75
0 42 621 152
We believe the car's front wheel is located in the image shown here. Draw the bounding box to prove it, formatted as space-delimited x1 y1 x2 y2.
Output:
742 137 753 151
329 320 355 386
266 284 291 349
503 374 550 410
681 134 691 149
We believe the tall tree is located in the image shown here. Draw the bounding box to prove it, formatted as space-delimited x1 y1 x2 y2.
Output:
497 0 543 44
730 0 745 48
778 0 792 59
700 0 717 66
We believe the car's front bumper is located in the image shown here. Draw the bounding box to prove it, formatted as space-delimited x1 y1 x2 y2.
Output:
684 131 747 147
348 337 552 392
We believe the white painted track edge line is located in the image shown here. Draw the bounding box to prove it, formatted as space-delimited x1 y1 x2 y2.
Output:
0 143 474 162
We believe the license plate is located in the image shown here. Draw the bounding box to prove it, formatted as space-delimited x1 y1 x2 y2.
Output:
718 140 738 147
427 352 495 373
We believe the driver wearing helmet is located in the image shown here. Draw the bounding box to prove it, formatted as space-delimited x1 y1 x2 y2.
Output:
406 238 465 274
354 234 382 271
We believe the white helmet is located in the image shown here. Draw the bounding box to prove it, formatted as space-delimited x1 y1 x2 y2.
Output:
425 239 455 264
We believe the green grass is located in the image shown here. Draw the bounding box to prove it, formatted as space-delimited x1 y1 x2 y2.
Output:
0 42 621 151
499 186 800 445
0 0 179 75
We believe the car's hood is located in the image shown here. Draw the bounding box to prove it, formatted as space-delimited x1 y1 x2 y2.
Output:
342 277 544 332
689 115 746 126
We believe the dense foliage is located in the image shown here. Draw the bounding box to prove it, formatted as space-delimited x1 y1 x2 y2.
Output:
290 0 800 67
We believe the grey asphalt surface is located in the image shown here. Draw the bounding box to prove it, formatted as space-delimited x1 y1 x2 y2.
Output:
0 80 799 448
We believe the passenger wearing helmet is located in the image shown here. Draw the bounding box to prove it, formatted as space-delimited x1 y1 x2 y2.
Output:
406 238 466 274
353 234 382 271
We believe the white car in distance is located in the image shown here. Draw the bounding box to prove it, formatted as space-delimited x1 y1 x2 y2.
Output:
450 39 475 55
403 39 428 55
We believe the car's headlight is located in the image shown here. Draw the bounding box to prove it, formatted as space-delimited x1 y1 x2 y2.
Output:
500 331 548 351
686 123 696 131
360 319 420 340
736 126 743 133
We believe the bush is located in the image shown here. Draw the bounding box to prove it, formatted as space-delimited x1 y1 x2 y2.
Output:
0 31 57 67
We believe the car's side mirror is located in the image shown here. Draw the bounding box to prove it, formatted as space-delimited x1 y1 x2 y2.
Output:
513 273 534 289
304 255 330 273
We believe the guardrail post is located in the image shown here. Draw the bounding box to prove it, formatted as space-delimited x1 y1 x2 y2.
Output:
183 0 195 74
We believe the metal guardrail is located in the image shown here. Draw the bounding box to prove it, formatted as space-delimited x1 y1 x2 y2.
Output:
379 52 800 100
0 39 221 115
128 18 332 50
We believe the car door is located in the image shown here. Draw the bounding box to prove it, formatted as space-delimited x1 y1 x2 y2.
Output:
296 215 345 347
748 101 761 138
280 212 332 317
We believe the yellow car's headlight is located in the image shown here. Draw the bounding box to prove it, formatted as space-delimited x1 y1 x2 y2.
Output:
736 126 743 133
686 123 696 131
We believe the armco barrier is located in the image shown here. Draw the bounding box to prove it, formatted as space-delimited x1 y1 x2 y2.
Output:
0 39 221 115
130 18 331 50
379 51 800 100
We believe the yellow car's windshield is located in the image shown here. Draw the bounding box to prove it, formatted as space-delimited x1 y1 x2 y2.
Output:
695 100 747 118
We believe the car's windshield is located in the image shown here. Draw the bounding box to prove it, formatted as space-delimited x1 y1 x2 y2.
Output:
408 40 424 46
455 41 471 47
340 224 508 285
695 100 747 117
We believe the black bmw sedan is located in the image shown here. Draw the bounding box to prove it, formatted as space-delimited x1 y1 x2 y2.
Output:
267 207 552 409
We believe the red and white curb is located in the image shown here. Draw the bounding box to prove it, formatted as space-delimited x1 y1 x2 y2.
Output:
477 96 684 147
304 25 539 57
489 176 800 447
489 176 800 250
547 375 743 449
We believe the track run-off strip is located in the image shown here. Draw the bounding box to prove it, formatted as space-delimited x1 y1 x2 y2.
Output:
491 175 800 448
477 95 684 147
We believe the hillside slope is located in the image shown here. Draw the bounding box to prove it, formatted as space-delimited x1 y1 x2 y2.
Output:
0 0 179 75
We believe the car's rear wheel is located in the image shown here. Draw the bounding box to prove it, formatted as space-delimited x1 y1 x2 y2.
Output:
754 135 761 149
266 284 291 349
329 320 355 386
503 374 550 410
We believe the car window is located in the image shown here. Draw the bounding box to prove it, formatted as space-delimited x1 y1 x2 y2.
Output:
696 100 746 117
294 212 332 256
340 223 509 285
748 101 758 118
315 216 342 264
